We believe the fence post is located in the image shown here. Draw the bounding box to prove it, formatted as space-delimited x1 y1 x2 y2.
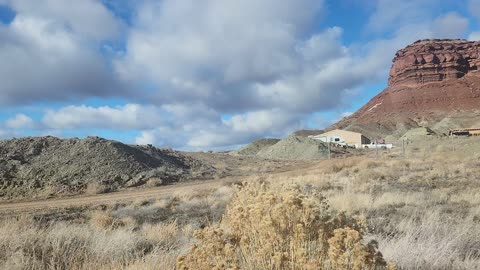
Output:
328 138 332 159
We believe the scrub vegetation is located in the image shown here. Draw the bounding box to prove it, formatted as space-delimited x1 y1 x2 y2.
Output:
1 138 479 270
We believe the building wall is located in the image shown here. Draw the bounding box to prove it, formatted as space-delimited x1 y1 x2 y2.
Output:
361 135 371 144
320 129 369 145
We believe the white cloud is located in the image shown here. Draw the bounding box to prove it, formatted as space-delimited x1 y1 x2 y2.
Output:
469 31 480 41
0 0 122 40
135 131 156 145
0 1 124 105
117 0 458 122
136 109 303 148
5 114 34 129
431 12 469 38
42 104 166 130
116 0 340 112
1 0 476 149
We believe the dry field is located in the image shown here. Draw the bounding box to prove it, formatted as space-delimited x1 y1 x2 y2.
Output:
1 137 480 269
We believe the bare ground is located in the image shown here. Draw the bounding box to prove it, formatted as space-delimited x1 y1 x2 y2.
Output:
0 156 316 214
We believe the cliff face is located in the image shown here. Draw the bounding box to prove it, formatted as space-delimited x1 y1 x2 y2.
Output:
330 39 480 139
389 39 480 87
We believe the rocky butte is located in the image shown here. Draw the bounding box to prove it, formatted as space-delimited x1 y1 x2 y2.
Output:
330 39 480 139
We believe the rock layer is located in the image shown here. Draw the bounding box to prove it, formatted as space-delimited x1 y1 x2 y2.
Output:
389 39 480 87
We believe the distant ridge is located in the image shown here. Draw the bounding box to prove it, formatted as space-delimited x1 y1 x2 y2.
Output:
328 39 480 139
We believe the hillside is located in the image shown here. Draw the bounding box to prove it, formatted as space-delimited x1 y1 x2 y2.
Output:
0 136 215 200
329 39 480 139
231 138 281 156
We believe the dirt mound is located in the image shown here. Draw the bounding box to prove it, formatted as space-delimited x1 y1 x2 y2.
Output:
232 139 280 156
257 135 329 160
292 130 324 137
401 127 438 141
329 39 480 139
0 136 214 200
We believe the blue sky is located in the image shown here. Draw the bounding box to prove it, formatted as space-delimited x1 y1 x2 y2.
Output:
0 0 480 150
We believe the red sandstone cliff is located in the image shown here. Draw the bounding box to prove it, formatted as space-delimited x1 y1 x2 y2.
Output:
330 39 480 139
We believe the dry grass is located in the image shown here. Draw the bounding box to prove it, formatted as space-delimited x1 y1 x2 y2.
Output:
85 182 109 195
1 137 480 269
177 182 394 270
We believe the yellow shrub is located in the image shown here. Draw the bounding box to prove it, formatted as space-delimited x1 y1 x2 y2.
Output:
177 182 393 270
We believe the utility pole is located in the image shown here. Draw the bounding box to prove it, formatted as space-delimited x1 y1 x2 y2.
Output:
402 139 406 157
375 139 378 158
328 137 331 160
451 135 455 152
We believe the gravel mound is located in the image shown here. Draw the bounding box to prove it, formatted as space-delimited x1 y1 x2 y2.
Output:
0 136 214 200
232 139 280 156
257 135 329 160
292 129 324 137
401 127 438 141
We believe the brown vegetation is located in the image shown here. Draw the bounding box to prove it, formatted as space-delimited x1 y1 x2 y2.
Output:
1 137 479 269
177 182 393 270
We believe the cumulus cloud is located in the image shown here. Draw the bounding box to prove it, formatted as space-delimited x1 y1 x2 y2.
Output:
116 0 343 112
42 104 167 130
469 31 480 41
0 0 124 105
136 109 303 148
5 113 35 129
0 0 476 149
0 0 122 40
115 0 468 148
431 12 469 38
115 0 404 117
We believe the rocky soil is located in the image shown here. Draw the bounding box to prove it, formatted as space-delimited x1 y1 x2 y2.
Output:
0 136 215 200
400 127 438 141
256 135 330 160
329 39 480 139
231 138 280 156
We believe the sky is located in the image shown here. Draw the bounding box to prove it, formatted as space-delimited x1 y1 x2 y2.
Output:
0 0 479 150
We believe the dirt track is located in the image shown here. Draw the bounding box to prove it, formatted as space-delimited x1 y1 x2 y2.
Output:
0 179 225 214
0 159 323 214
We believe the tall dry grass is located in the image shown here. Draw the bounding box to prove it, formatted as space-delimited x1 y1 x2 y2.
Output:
1 138 480 269
0 185 236 270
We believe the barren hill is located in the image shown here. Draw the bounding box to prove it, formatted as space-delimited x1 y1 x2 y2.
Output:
0 136 215 200
231 138 281 156
330 39 480 139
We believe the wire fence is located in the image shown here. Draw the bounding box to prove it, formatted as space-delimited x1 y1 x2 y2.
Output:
380 136 480 159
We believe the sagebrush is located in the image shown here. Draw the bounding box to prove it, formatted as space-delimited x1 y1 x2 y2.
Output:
177 182 395 270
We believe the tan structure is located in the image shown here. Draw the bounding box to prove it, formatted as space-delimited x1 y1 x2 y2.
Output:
310 129 371 146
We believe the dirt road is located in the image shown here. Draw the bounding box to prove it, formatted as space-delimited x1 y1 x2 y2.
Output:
0 160 322 214
0 179 226 214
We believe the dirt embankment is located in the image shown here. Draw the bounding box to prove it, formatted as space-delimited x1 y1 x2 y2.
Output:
231 138 280 156
0 136 215 200
256 135 329 160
